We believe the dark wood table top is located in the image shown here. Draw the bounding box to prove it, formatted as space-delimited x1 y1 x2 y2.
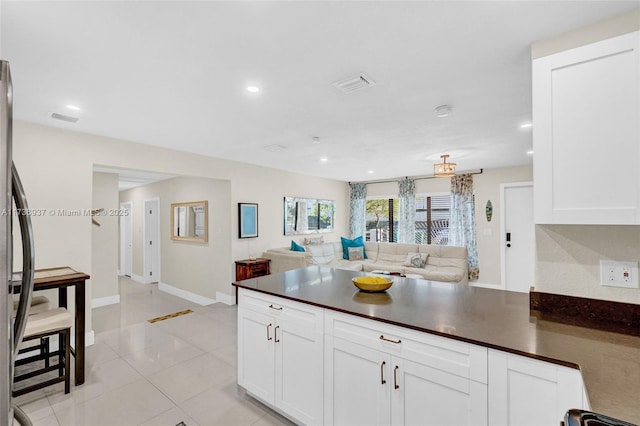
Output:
233 266 640 423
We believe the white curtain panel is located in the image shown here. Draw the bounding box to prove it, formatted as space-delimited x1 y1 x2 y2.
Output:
449 173 479 280
349 183 367 239
397 178 416 243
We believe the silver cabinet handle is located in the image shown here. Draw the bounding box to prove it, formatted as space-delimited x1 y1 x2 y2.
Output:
12 163 35 355
266 323 273 341
381 361 386 384
275 325 280 342
380 335 402 344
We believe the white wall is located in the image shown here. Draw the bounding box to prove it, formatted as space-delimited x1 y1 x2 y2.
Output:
91 172 119 301
366 165 533 286
13 121 349 333
119 176 232 301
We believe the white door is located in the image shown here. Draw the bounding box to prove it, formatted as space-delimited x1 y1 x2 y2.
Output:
120 202 133 277
502 183 534 293
144 199 159 284
324 336 391 426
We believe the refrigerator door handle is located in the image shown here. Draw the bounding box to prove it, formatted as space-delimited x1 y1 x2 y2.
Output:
11 163 34 355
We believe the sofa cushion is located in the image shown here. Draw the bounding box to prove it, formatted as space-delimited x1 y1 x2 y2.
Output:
422 265 465 283
377 243 419 264
341 236 367 260
290 240 305 252
328 258 364 271
306 243 335 265
403 252 428 268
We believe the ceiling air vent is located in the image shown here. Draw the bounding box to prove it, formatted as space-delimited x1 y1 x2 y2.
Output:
51 113 79 123
332 73 376 94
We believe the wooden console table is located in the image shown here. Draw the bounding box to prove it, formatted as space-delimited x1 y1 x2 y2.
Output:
234 258 270 304
13 266 90 386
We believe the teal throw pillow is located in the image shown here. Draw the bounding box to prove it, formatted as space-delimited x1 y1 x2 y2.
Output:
341 236 367 260
290 241 305 252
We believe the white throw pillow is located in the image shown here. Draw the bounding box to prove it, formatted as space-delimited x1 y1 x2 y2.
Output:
303 236 325 245
403 252 428 268
348 246 364 261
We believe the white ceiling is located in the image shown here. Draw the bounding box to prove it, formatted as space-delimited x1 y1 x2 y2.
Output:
2 1 638 182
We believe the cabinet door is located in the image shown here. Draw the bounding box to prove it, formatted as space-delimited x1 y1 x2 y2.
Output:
324 336 391 426
392 358 487 426
488 350 585 426
275 314 324 425
533 32 640 224
237 307 275 404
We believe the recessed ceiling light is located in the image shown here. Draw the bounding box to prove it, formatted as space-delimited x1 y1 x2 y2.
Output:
368 170 374 174
246 86 260 93
520 123 532 129
66 104 80 111
320 157 328 162
526 149 534 155
312 137 320 144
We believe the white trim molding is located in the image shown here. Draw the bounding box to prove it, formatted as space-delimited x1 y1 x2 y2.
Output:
91 294 121 309
159 282 216 306
215 291 234 306
130 274 145 284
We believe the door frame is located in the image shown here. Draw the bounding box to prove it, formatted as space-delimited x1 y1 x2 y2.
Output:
119 201 133 277
500 181 534 290
143 197 161 284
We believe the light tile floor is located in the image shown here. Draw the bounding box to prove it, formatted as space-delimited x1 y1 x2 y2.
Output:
15 276 294 426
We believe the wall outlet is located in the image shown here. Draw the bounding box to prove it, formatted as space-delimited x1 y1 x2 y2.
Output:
600 260 639 289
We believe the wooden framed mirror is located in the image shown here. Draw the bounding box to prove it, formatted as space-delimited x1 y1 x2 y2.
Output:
171 201 208 242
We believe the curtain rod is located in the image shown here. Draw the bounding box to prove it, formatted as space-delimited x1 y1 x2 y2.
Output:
349 169 484 185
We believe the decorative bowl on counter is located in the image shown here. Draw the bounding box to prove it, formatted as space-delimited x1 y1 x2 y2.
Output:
352 276 393 293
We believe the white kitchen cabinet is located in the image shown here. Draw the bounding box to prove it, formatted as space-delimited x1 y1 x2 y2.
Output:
237 288 324 425
532 31 640 224
324 311 488 426
488 350 587 426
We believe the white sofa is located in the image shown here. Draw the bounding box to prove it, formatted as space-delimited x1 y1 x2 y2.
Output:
263 241 469 284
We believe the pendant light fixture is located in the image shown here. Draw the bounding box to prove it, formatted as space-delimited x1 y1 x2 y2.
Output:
434 154 456 177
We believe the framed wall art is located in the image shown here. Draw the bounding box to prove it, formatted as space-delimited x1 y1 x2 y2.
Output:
238 203 258 238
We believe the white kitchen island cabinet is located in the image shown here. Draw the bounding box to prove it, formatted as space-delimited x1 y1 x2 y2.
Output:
234 267 627 425
324 310 488 426
488 350 586 426
237 289 324 425
532 31 640 224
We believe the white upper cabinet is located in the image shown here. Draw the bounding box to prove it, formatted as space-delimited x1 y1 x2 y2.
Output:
533 31 640 224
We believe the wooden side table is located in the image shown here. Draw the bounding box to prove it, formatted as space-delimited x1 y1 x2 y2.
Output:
234 258 271 303
235 258 271 281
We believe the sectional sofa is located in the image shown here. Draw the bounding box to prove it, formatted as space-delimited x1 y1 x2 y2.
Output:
262 240 469 284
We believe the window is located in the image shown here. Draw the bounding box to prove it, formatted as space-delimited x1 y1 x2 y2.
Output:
365 194 451 244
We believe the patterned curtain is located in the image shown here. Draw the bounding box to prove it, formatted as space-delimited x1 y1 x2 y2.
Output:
349 183 367 239
397 178 416 243
449 174 479 280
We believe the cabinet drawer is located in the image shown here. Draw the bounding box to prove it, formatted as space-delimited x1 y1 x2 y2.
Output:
325 311 487 383
250 263 268 275
238 288 323 332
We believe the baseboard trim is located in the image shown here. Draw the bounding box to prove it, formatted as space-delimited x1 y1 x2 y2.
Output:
91 294 121 309
158 282 216 306
216 291 234 306
85 330 95 347
470 281 504 290
130 274 145 284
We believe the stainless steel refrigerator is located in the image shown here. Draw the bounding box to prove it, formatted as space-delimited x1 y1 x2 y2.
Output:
1 60 36 425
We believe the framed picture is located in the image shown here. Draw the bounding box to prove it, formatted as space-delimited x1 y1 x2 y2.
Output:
238 203 258 238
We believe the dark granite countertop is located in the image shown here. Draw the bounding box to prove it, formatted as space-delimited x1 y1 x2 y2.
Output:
233 266 640 424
